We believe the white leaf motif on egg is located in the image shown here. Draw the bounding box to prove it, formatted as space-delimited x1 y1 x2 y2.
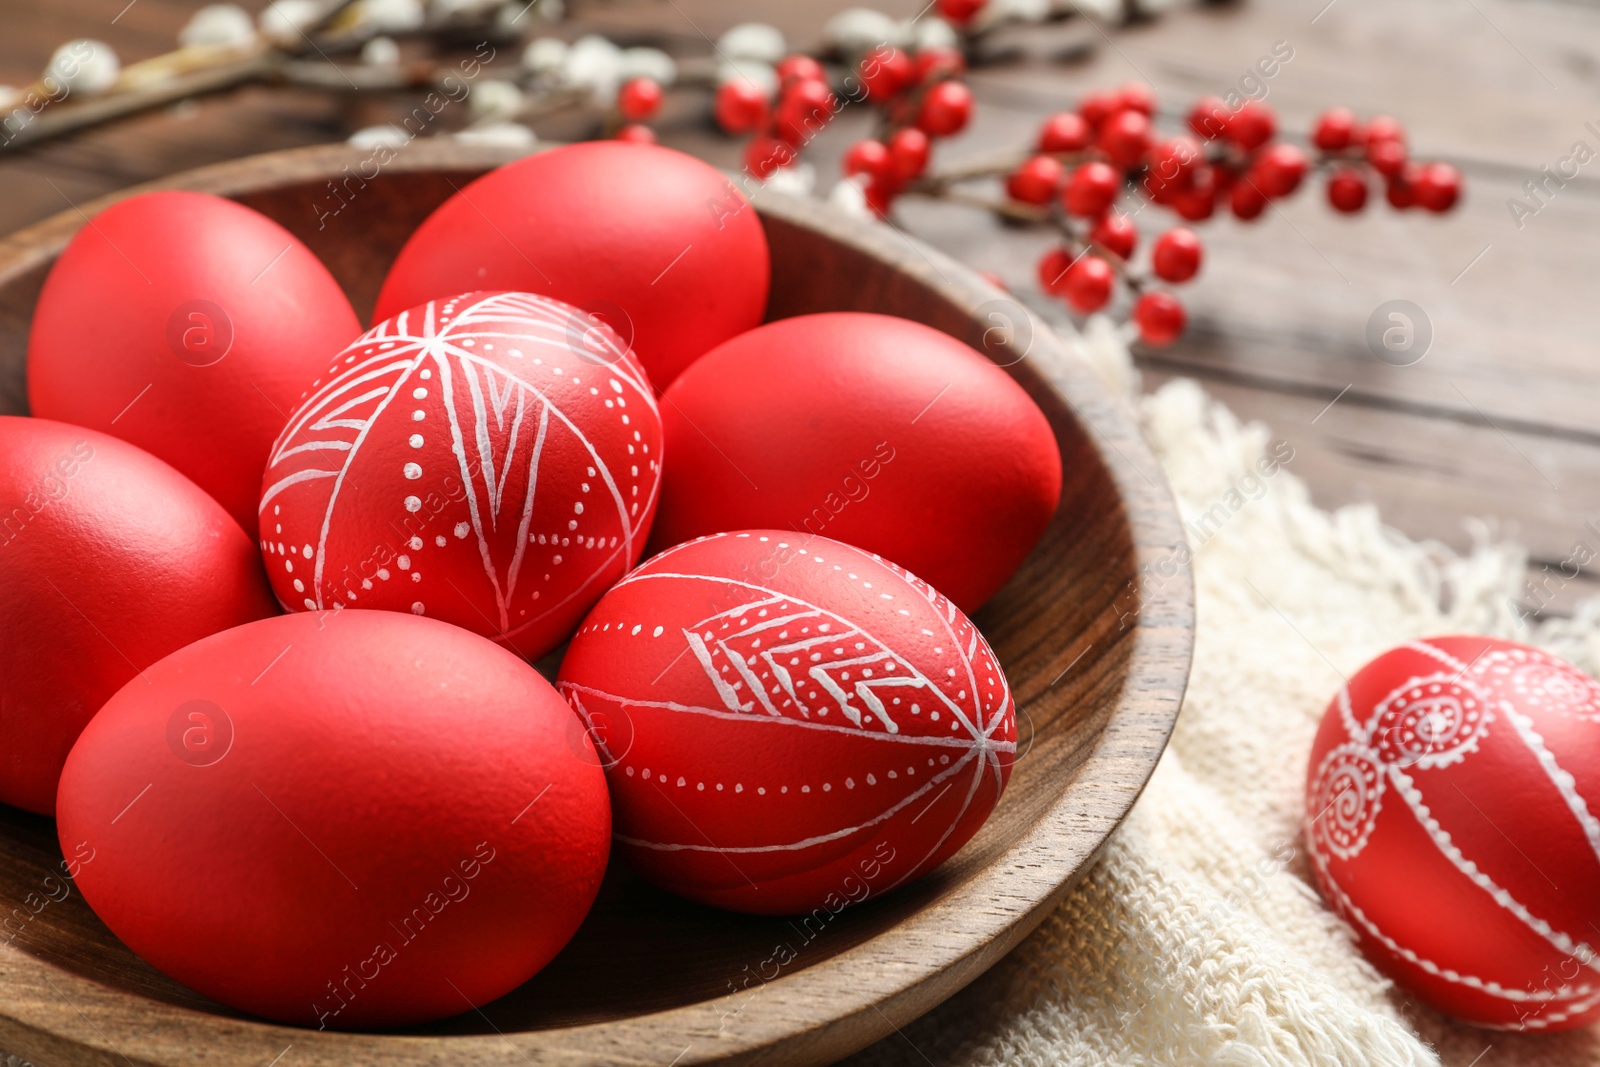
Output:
262 292 657 639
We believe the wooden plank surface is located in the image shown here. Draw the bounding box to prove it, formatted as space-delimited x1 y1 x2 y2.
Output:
0 1 1591 1063
7 0 1592 627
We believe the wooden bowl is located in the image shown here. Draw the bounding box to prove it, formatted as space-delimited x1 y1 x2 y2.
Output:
0 143 1192 1067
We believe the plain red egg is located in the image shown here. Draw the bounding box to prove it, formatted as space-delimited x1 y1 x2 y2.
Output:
374 142 770 390
1306 636 1600 1030
27 191 362 536
0 416 276 815
260 291 662 660
650 313 1062 613
56 610 611 1029
557 530 1017 915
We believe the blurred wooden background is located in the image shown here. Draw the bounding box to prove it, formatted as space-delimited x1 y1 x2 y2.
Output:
4 0 1597 617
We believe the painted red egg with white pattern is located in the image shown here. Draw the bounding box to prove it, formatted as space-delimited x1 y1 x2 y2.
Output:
1305 635 1600 1030
557 530 1017 915
259 290 662 660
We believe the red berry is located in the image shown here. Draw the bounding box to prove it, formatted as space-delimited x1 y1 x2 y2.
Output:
1326 167 1369 213
1145 174 1181 207
617 78 663 122
1230 179 1267 220
1037 111 1090 153
1367 137 1407 178
1096 108 1152 169
744 135 796 179
864 177 898 218
1365 114 1406 149
1187 95 1231 141
1227 101 1276 151
1249 142 1309 198
1210 163 1237 200
1079 90 1119 130
1144 136 1201 192
1063 255 1115 313
1386 163 1420 209
938 0 987 25
775 55 826 87
1414 161 1461 212
887 127 931 181
614 123 656 144
1312 106 1358 152
1006 154 1064 205
843 139 892 181
1089 212 1137 259
917 80 974 137
1036 247 1074 295
714 79 768 135
1116 81 1156 116
1173 186 1216 221
1151 227 1202 283
859 45 914 100
1062 160 1121 216
1134 291 1186 346
914 47 966 82
775 78 836 144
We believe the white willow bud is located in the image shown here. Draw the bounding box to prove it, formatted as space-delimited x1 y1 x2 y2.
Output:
258 0 320 44
823 9 900 55
348 124 408 149
717 23 785 65
358 0 426 33
523 37 568 76
179 5 257 49
360 36 402 67
620 47 676 87
468 79 525 120
827 175 873 220
455 122 538 150
44 40 120 96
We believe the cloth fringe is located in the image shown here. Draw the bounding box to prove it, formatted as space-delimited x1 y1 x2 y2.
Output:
846 319 1600 1067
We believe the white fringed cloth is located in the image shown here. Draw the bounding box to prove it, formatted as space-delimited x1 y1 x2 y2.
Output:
847 322 1600 1067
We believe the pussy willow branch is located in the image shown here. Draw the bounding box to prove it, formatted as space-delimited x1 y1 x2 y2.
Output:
0 0 522 154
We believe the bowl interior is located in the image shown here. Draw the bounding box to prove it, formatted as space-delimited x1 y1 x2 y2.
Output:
0 148 1184 1046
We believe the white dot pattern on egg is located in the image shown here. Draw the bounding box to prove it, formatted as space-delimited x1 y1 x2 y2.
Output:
556 530 1018 913
260 291 662 659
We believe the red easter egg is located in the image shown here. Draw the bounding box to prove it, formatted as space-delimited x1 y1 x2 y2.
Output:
56 610 611 1029
260 291 662 660
1305 636 1600 1030
27 191 362 536
649 313 1062 613
0 416 276 815
374 142 770 390
557 530 1017 914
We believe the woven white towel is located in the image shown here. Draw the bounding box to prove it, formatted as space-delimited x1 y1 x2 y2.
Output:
847 324 1600 1067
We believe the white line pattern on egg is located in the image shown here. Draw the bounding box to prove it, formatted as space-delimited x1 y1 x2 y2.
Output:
1306 636 1600 1015
262 292 658 640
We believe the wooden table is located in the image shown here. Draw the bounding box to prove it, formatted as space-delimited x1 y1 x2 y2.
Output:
5 0 1593 616
0 1 1592 1063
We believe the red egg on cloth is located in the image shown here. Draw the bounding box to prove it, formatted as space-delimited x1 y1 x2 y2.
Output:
557 530 1017 914
56 610 611 1029
0 416 275 815
649 313 1062 613
260 290 662 660
27 190 362 536
374 142 770 390
1305 635 1600 1030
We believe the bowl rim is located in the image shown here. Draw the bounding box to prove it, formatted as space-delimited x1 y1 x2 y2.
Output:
0 141 1193 1067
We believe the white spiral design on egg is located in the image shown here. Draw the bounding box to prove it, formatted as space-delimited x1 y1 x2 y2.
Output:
1310 742 1384 861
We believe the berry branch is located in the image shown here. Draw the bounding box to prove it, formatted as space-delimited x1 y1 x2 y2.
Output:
2 0 1465 351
